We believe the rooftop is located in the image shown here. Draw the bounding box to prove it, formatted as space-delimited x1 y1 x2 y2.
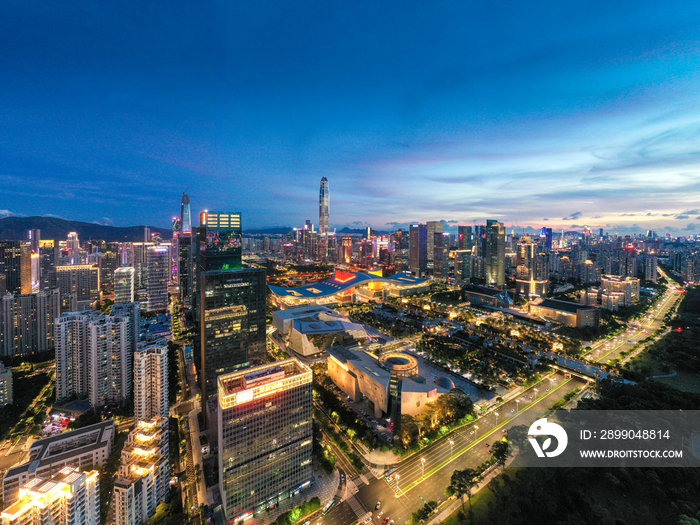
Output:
535 298 596 314
269 271 428 299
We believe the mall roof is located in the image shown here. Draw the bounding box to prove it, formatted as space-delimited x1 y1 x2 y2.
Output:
268 271 428 299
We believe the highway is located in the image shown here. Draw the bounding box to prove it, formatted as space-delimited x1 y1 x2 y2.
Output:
320 374 582 525
585 277 682 365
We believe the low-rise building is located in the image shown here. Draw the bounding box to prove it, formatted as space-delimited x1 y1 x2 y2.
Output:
528 298 600 328
2 420 114 504
326 346 458 419
272 305 367 357
0 467 99 525
461 285 511 308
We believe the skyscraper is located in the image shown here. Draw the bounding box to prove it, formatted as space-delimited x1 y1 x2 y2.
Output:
0 241 31 295
218 359 313 521
458 226 473 251
146 246 169 312
180 192 192 234
56 265 100 304
319 175 329 236
55 304 139 408
426 221 443 269
133 340 168 422
199 212 267 411
0 289 61 357
409 224 427 277
433 232 449 279
114 266 135 303
485 220 506 288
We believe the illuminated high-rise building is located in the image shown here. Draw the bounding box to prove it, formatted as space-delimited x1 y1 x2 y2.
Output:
433 232 449 279
56 265 100 305
66 232 80 257
114 266 135 303
218 359 313 521
0 241 31 295
199 212 267 410
458 226 473 251
409 224 427 277
133 340 168 422
485 220 505 288
146 246 169 312
114 418 169 525
0 289 61 357
319 175 330 236
55 304 139 408
426 221 443 269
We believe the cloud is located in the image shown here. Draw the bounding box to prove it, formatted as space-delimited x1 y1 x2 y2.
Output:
562 212 582 221
97 217 114 226
683 223 698 231
676 215 689 220
662 214 674 216
447 220 460 224
591 215 602 219
543 218 549 221
682 209 700 215
570 224 583 228
0 210 16 217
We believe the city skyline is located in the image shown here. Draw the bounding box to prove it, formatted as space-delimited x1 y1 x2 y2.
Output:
2 2 700 234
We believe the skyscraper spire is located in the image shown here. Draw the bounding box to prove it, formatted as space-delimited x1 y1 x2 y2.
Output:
319 176 329 235
180 192 192 234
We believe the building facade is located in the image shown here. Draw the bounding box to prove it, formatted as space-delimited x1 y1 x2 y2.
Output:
485 220 505 288
133 340 169 422
114 266 136 304
0 289 61 356
0 364 12 407
218 359 313 521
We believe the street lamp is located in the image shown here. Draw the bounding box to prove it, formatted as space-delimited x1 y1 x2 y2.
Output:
516 399 520 412
495 412 499 427
449 439 454 458
421 457 426 478
474 425 479 441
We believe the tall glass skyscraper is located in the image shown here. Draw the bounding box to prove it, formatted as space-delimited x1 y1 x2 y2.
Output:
218 359 313 521
319 176 329 235
198 211 267 413
485 219 506 288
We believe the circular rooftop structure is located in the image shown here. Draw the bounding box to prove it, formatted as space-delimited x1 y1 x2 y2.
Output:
379 352 419 377
435 377 456 390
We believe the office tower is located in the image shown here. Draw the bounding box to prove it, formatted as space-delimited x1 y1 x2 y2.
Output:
218 359 313 521
433 232 449 279
455 251 472 286
319 175 330 235
28 229 40 253
645 255 658 283
0 467 99 525
426 221 443 269
199 212 267 407
0 363 12 407
0 241 31 295
409 224 427 277
114 418 169 525
600 228 604 238
55 304 138 408
485 220 506 288
458 226 473 251
66 232 80 257
38 240 58 291
114 266 136 303
144 226 151 243
540 227 553 251
56 265 100 304
178 234 193 304
133 340 168 422
181 192 192 234
0 289 61 357
146 246 169 312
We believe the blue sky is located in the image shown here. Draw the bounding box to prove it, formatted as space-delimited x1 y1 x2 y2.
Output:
1 1 700 234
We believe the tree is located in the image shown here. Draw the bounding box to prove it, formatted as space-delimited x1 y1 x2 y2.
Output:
491 440 509 468
448 468 479 510
506 424 528 452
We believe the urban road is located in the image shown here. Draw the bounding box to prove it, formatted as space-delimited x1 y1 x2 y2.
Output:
320 375 582 525
585 278 682 365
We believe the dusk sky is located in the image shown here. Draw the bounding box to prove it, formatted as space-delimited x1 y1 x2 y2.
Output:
2 1 700 234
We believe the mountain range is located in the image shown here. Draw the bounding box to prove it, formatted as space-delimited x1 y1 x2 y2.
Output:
0 216 172 242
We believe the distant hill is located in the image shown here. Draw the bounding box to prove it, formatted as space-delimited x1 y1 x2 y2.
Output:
0 216 171 242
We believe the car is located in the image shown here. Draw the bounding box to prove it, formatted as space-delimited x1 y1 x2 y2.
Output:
341 473 345 480
485 443 490 447
488 450 492 454
375 502 381 510
502 428 507 433
377 512 384 520
383 518 390 524
303 521 311 525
